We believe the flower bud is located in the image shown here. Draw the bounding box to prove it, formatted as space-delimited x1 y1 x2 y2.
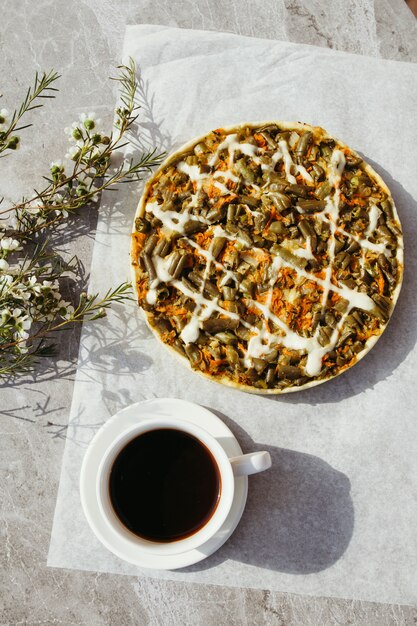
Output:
91 133 102 144
7 136 20 150
72 127 82 141
84 119 95 130
101 135 111 145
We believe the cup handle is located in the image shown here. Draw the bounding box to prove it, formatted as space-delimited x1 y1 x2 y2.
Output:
229 451 271 477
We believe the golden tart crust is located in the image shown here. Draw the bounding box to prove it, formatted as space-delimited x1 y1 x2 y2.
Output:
131 122 403 394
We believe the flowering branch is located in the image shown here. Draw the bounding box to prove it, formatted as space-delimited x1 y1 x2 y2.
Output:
0 59 164 378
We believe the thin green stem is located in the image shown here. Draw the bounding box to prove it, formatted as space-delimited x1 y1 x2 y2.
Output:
0 70 61 155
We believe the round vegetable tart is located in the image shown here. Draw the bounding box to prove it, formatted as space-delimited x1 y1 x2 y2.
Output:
131 122 403 393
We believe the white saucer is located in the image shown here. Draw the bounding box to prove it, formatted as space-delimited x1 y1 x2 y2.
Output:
80 398 248 570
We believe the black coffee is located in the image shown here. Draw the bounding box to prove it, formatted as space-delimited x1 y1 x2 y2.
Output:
109 428 221 542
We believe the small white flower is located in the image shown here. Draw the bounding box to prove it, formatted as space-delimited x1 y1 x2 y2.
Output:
0 259 9 271
62 304 75 320
0 237 22 252
65 121 80 135
22 317 32 330
55 208 69 218
12 307 22 319
50 160 65 176
14 329 30 341
15 288 32 301
14 314 32 339
65 124 83 143
65 145 80 160
80 111 102 130
57 299 69 310
0 274 13 287
0 308 11 326
25 200 43 216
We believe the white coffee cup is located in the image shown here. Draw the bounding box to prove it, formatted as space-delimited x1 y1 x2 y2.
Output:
96 417 271 556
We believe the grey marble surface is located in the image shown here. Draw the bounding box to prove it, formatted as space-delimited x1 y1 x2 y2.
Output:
1 1 417 624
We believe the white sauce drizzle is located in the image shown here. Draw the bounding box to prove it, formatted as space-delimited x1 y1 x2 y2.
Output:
318 150 345 318
145 253 174 305
145 200 190 234
260 149 284 177
365 203 381 237
337 225 389 255
180 315 200 344
146 287 158 306
208 133 259 168
274 249 374 311
213 180 230 195
328 149 346 187
177 161 207 183
180 237 219 344
271 150 283 167
278 139 314 184
213 169 240 184
145 199 211 237
279 139 297 184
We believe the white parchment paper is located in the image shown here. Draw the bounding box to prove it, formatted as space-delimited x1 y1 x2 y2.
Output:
48 25 417 605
